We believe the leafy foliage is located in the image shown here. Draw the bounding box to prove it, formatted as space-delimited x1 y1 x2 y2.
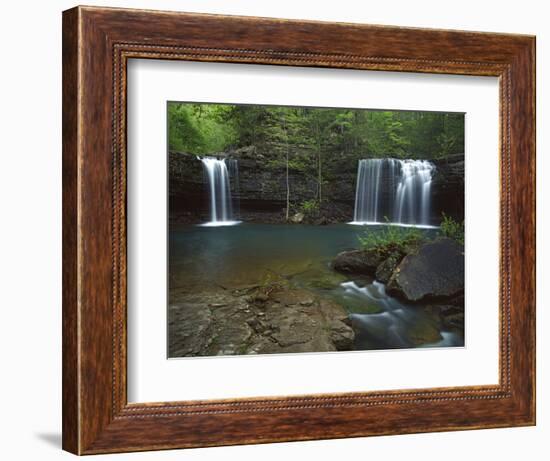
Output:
168 102 464 160
357 220 424 255
299 199 320 216
167 103 237 154
439 213 464 245
356 215 464 258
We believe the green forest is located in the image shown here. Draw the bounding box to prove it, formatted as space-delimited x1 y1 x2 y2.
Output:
168 102 464 160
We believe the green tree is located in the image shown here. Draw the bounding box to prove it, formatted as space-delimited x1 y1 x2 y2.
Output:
167 102 464 172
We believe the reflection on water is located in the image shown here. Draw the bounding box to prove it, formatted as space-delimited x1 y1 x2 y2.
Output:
169 223 463 350
170 223 364 289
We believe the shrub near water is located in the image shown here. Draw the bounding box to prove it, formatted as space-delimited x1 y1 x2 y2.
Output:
357 220 424 255
300 199 320 216
439 213 464 245
358 215 464 256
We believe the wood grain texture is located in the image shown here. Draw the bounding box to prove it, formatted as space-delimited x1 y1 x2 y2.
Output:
62 5 536 455
62 7 80 454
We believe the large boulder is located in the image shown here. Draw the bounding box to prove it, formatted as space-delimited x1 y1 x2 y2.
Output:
332 249 386 275
387 238 464 302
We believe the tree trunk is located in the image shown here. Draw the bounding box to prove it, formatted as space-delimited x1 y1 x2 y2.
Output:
286 150 290 221
282 114 290 221
317 121 322 203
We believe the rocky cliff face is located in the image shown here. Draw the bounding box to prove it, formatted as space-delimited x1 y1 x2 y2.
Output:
168 151 208 223
431 153 465 222
169 148 464 224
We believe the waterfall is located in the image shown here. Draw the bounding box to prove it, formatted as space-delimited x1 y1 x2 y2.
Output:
353 159 399 224
351 158 436 227
199 157 240 227
393 160 434 226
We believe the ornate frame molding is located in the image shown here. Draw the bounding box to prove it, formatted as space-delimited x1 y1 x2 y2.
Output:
63 6 535 454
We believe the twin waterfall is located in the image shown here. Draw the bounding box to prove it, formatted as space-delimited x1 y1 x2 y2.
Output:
199 157 240 227
198 156 434 227
352 158 435 228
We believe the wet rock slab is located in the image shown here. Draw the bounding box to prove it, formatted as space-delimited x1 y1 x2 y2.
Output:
168 285 354 357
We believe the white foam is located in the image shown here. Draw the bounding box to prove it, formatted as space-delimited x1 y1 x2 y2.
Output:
348 221 439 229
197 220 242 227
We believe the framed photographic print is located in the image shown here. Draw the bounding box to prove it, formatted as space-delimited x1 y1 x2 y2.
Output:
166 101 466 360
62 5 535 455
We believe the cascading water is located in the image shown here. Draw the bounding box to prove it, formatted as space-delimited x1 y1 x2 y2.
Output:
353 159 399 224
351 158 436 227
394 159 434 226
199 157 240 227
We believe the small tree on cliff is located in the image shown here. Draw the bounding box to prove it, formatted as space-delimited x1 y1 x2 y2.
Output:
282 112 290 221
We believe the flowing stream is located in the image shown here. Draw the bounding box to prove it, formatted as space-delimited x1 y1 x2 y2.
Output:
352 158 436 228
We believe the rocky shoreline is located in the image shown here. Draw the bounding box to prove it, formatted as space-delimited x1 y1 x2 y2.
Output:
168 234 464 357
169 282 354 357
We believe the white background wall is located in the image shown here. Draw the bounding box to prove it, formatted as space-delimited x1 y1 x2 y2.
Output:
0 0 546 459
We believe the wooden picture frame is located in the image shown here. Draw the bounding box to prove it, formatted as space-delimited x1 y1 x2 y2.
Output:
62 5 536 455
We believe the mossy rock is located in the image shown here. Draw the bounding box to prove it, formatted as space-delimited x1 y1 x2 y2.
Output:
375 252 404 283
332 249 386 275
405 319 443 345
291 267 347 290
336 297 383 315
